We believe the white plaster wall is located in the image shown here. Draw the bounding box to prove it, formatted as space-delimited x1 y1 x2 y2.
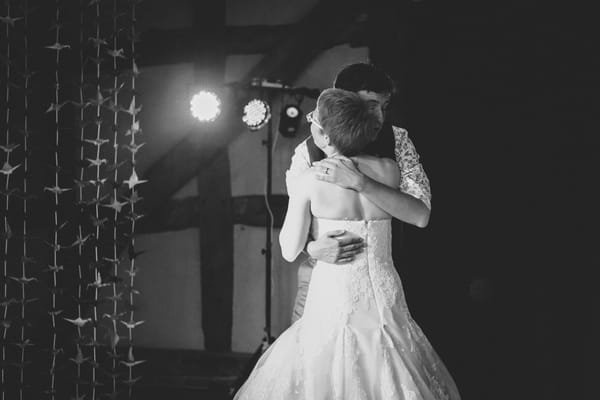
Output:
128 228 204 349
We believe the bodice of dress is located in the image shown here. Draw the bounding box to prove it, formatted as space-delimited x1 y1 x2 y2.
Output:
310 217 393 267
305 218 407 326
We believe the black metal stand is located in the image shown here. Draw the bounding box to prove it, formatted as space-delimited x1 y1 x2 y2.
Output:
228 81 320 398
263 111 276 348
229 96 276 398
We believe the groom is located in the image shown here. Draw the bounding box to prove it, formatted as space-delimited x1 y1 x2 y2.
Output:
285 63 432 323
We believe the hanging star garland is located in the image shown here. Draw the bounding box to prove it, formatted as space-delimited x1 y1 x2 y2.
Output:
121 190 142 204
101 197 126 213
68 347 90 366
84 138 110 146
45 101 70 113
43 265 64 273
122 169 146 189
105 160 126 173
102 312 126 322
44 185 72 195
0 14 24 26
120 319 144 330
89 215 109 228
0 187 20 199
106 48 125 59
86 157 107 167
63 317 92 328
125 119 141 136
45 42 71 51
0 143 20 153
125 98 142 116
0 161 21 175
119 347 145 368
122 141 144 154
88 36 108 47
69 233 91 248
8 275 38 285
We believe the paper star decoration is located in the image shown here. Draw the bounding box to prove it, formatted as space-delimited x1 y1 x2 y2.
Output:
101 197 127 213
69 347 90 366
70 233 91 248
120 347 146 368
122 141 145 154
89 36 108 47
64 317 92 328
123 169 147 189
125 120 141 136
0 161 21 175
125 98 142 116
107 48 126 58
122 190 143 204
0 15 24 26
45 42 71 51
86 157 107 167
44 264 64 272
45 101 70 113
44 185 72 194
120 319 145 329
84 138 109 146
0 143 20 153
8 275 38 285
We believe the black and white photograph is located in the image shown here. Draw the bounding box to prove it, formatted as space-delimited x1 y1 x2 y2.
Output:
0 0 596 399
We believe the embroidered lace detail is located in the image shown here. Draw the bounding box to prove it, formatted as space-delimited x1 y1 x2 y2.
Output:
381 336 399 399
425 367 451 400
310 218 404 316
367 220 401 309
393 126 432 210
234 217 461 400
401 384 419 400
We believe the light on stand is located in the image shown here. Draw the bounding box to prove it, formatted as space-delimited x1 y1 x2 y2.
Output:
242 99 271 131
190 90 221 122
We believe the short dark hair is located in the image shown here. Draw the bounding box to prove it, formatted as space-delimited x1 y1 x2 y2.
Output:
333 63 395 95
317 88 382 157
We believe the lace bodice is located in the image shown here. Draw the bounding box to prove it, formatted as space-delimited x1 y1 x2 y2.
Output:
306 218 408 321
310 217 394 270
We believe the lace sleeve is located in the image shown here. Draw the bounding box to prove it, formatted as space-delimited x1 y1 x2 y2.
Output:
393 126 432 210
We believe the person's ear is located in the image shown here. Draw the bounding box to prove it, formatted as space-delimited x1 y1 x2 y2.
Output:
323 134 331 146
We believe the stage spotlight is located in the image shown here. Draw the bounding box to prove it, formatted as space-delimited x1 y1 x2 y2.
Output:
190 90 221 122
279 104 303 137
242 99 271 131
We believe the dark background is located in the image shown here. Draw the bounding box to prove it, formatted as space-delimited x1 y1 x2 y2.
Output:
1 0 597 399
376 2 598 399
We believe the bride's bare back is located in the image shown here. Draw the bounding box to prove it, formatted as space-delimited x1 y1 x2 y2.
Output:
308 155 401 221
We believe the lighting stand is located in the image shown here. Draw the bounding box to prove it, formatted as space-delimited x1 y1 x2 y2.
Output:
230 81 319 398
229 100 273 398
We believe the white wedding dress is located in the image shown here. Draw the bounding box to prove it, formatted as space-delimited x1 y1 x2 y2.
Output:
234 217 461 400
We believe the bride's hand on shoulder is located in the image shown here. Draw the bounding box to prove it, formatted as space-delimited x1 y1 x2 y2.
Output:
312 156 365 191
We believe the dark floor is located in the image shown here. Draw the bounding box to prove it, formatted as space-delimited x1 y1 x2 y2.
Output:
134 347 252 400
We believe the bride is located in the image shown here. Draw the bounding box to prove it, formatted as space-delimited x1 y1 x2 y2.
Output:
233 88 461 400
